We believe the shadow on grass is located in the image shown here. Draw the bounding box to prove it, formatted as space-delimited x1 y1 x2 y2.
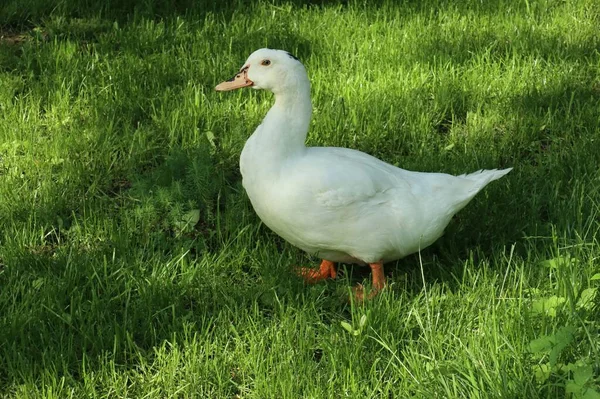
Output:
0 0 570 29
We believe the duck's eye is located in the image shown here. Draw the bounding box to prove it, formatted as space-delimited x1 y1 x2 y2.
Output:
261 59 271 66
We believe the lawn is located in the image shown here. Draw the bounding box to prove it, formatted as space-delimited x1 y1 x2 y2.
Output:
0 0 599 397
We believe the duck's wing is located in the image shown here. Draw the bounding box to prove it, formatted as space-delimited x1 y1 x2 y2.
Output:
288 146 415 208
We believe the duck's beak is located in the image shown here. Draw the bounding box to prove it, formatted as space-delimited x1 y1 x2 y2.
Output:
215 66 253 91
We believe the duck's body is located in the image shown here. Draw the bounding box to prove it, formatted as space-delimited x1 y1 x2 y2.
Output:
241 123 509 265
216 49 511 297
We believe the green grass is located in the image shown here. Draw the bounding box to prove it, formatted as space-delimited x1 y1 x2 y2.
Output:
1 0 599 397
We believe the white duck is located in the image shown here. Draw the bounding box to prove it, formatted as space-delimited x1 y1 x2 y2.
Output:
216 49 511 299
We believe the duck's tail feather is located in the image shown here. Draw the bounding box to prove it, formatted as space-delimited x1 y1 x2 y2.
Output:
449 167 512 211
459 167 513 188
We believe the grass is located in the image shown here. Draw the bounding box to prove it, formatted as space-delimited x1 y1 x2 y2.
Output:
1 0 599 397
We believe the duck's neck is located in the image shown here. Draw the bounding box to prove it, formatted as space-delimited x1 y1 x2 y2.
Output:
249 83 312 160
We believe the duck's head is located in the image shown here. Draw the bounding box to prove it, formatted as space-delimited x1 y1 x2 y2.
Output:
215 48 307 94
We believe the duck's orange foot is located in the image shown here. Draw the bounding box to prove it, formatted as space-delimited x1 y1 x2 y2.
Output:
296 260 337 284
352 262 386 301
353 284 380 301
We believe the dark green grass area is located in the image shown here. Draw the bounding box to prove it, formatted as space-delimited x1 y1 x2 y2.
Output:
1 0 599 397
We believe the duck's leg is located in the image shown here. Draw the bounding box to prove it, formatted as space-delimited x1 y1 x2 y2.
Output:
353 262 386 300
297 260 337 283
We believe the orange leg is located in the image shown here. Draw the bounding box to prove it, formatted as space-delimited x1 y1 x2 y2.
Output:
353 262 386 301
296 260 337 283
